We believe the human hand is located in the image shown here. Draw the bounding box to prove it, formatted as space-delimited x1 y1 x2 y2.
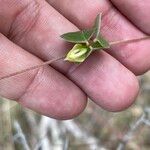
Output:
0 0 149 119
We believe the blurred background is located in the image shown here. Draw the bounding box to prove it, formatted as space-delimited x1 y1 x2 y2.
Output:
0 72 150 150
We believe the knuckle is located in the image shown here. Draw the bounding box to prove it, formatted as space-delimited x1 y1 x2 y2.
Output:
8 0 42 41
18 66 45 101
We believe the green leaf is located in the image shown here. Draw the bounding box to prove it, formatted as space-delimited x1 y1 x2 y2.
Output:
95 36 110 49
91 36 110 50
93 13 102 38
82 29 94 41
60 29 93 44
91 41 103 50
60 31 86 43
64 44 92 63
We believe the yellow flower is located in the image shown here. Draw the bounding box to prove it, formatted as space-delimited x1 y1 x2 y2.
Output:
65 44 91 63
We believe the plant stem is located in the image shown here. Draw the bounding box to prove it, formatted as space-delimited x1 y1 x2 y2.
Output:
0 36 149 81
110 36 150 46
0 56 64 80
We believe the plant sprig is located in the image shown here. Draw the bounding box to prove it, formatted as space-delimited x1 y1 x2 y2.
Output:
61 14 111 63
0 14 150 80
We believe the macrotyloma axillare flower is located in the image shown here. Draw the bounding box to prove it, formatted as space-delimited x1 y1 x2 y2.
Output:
64 44 92 63
61 14 110 63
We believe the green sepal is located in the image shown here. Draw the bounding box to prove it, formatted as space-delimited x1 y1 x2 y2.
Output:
64 44 92 63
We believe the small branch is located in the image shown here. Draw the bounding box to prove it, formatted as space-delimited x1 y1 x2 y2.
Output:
61 120 104 150
13 121 31 150
117 107 150 150
0 56 64 81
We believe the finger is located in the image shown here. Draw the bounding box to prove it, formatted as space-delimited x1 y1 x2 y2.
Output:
110 0 150 34
69 51 139 111
0 0 139 111
47 0 150 75
0 33 87 119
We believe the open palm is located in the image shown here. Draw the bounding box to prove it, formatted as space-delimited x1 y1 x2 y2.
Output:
0 0 150 119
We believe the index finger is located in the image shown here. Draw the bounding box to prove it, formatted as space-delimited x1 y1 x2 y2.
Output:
0 33 86 119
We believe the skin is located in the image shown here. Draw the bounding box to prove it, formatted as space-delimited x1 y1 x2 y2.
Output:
0 0 149 119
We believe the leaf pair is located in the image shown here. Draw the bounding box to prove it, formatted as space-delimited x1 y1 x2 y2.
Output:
61 14 102 44
61 14 110 63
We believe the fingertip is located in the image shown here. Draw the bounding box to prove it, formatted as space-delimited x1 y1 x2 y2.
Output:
48 92 87 120
19 66 87 120
20 89 87 120
98 73 139 112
